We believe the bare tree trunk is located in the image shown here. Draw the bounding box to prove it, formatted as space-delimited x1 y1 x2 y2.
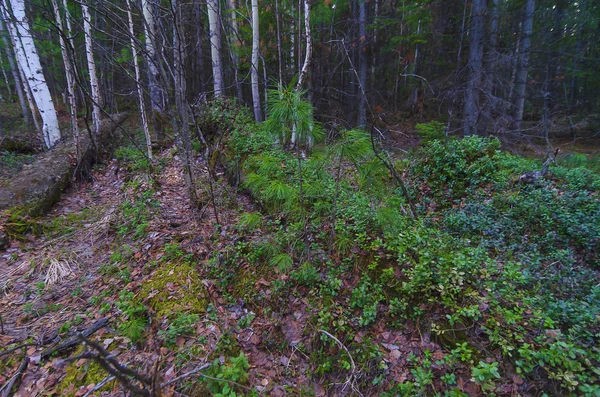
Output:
126 0 152 160
173 0 198 206
512 0 535 131
251 0 262 122
275 0 283 87
296 0 312 90
4 0 60 148
480 0 499 135
51 0 79 155
462 0 486 136
82 1 102 136
357 0 367 127
207 0 224 98
143 0 165 141
226 0 243 102
0 16 29 125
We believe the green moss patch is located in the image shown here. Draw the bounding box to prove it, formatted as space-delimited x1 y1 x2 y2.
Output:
57 345 116 396
139 262 207 319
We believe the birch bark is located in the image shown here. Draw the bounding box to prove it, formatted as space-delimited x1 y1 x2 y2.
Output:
126 0 152 160
0 15 29 125
51 0 78 154
207 0 224 97
5 0 60 148
82 1 102 136
142 0 164 140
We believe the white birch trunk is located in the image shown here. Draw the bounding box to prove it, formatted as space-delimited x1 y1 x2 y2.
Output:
296 0 312 91
207 0 224 98
142 0 164 140
251 0 262 122
82 2 102 136
0 15 29 125
51 0 79 155
126 0 152 160
5 0 60 148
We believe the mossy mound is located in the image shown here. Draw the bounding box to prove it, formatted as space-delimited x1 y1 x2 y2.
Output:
57 345 116 396
139 262 208 319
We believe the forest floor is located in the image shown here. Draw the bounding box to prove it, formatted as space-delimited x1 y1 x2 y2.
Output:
0 147 439 397
1 104 599 396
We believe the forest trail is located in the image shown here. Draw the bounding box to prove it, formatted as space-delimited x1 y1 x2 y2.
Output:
1 149 417 396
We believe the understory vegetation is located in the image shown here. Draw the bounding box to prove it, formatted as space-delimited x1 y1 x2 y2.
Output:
2 98 599 397
201 98 600 395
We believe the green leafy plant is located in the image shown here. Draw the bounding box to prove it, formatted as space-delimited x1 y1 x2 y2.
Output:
159 313 200 347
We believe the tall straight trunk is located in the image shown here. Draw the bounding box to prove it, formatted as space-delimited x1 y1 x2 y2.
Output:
0 16 29 125
462 0 486 136
227 0 243 102
357 0 367 127
143 0 165 140
51 0 78 153
275 0 283 87
5 0 60 148
82 1 102 136
512 0 535 131
296 0 312 90
193 0 207 96
207 0 224 98
480 0 499 134
126 0 152 160
173 0 198 206
251 0 262 122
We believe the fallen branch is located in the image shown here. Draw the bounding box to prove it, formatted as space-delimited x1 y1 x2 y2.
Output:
319 330 364 397
0 357 29 397
82 375 116 397
40 318 107 360
0 343 39 358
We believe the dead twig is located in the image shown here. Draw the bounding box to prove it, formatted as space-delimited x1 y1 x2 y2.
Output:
40 318 108 360
0 357 29 397
319 330 363 397
82 375 116 397
0 343 39 358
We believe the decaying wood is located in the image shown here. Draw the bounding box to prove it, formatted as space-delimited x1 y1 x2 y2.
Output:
517 148 559 184
0 114 128 248
40 318 108 360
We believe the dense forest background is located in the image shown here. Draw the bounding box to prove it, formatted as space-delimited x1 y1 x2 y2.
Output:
0 0 599 148
0 1 599 397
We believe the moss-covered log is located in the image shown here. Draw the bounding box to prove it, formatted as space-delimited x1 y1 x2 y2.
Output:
0 114 128 247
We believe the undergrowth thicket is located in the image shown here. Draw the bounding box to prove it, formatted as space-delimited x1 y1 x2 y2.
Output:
207 96 600 395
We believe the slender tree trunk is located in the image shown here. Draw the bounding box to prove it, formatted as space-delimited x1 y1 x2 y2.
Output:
207 0 224 98
512 0 535 131
227 0 243 102
251 0 262 122
357 0 367 127
480 0 499 135
51 0 78 154
126 0 152 160
143 0 165 141
462 0 486 136
173 0 198 206
82 1 102 136
0 16 28 125
5 0 60 148
275 0 283 87
296 0 312 90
